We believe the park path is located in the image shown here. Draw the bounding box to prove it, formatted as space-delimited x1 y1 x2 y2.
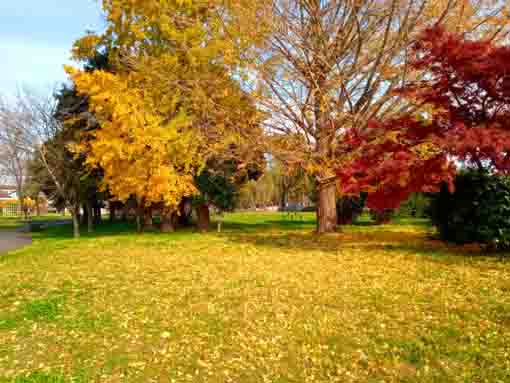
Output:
0 230 32 255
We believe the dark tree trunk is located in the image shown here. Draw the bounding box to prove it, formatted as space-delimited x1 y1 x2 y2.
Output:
71 206 80 239
136 205 143 233
316 178 337 234
109 203 115 223
81 204 88 225
94 205 101 224
314 80 337 233
17 186 27 220
197 204 210 232
22 205 29 221
280 180 288 211
122 204 129 222
337 197 363 226
161 209 178 232
86 202 94 233
143 207 153 231
178 197 193 226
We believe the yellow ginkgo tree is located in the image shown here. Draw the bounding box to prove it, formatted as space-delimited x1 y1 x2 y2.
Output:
68 68 201 232
67 0 267 231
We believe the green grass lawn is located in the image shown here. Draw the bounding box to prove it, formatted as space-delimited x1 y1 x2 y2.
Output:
0 214 69 231
1 212 509 382
0 217 21 230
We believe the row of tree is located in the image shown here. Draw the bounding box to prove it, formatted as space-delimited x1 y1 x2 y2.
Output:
1 0 509 238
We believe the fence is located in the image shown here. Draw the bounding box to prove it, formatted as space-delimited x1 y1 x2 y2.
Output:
0 200 22 217
0 200 47 217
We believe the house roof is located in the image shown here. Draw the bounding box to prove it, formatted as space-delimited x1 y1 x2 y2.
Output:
0 186 17 200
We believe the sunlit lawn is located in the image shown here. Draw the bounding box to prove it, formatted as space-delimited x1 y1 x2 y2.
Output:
1 212 509 382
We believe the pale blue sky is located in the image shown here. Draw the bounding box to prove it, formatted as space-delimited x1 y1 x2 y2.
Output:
1 1 104 95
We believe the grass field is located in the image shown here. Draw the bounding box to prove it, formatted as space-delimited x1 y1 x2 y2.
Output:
0 214 68 231
1 212 509 382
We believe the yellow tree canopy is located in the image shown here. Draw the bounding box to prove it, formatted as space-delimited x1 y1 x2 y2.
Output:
68 0 266 210
68 68 200 209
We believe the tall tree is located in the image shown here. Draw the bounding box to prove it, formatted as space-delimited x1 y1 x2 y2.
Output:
0 90 86 237
0 96 34 218
252 0 509 232
68 0 266 231
28 90 86 238
237 158 314 210
51 51 113 233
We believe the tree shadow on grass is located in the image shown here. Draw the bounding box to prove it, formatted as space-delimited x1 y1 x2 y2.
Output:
220 219 316 233
222 228 510 265
35 217 312 241
30 221 139 241
22 214 509 264
28 212 430 240
373 241 510 263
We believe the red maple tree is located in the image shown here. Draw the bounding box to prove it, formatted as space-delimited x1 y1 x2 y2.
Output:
338 26 510 211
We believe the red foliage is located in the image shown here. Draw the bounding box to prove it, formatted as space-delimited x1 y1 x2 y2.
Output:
338 118 456 210
409 26 510 171
338 26 510 211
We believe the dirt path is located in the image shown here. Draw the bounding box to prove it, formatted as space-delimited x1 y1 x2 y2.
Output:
0 230 32 255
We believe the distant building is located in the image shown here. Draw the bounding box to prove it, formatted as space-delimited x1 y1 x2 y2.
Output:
0 186 49 216
0 185 17 200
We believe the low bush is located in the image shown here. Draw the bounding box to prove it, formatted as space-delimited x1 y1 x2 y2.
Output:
397 193 431 218
430 170 510 250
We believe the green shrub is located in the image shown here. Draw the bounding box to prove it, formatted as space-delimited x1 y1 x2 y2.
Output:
430 170 510 250
397 193 431 218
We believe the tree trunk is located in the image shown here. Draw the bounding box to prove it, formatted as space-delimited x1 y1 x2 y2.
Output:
109 203 115 223
178 197 193 226
313 74 338 233
71 207 80 239
17 186 27 220
21 203 28 220
122 205 129 222
81 204 88 225
197 204 210 232
144 207 153 231
136 206 143 233
316 178 337 234
161 209 177 233
86 202 94 233
94 205 101 224
280 180 288 211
